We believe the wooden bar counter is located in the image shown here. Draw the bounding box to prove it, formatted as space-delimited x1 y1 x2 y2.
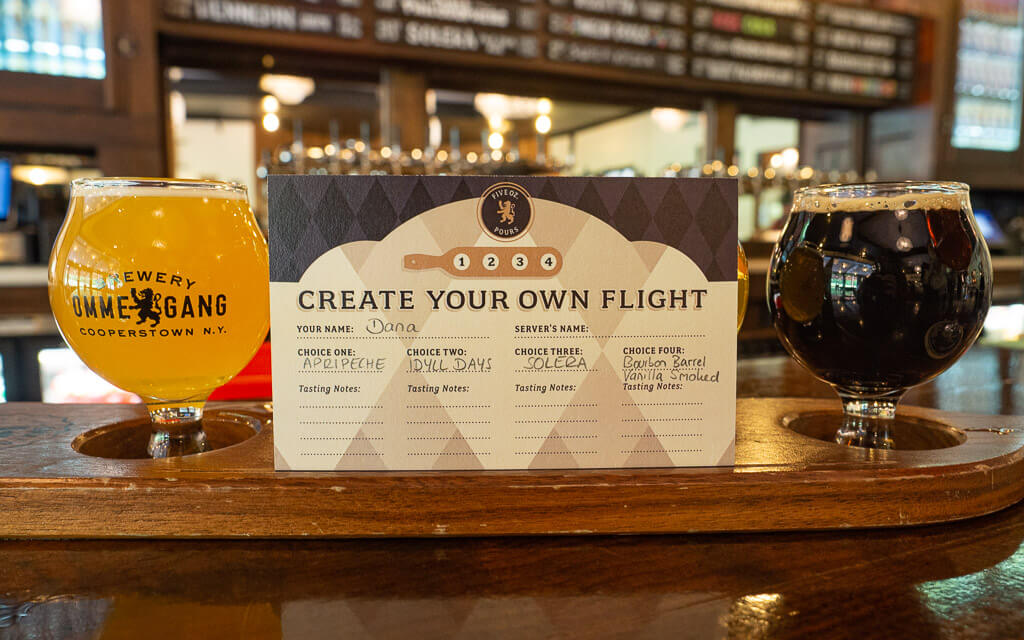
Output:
3 346 1024 637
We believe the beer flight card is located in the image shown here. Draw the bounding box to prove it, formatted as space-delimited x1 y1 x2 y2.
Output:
269 176 737 470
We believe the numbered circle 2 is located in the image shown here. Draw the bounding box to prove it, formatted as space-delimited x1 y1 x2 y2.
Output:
512 253 529 271
453 253 471 271
483 253 499 271
540 253 558 271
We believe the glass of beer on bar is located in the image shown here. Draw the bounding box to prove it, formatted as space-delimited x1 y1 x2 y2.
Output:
738 241 749 331
48 178 270 457
768 182 992 448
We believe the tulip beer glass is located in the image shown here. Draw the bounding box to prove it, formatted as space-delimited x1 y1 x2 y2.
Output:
738 241 749 330
768 182 991 447
49 178 270 457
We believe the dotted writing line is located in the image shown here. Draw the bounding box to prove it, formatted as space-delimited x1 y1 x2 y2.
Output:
622 368 700 371
297 336 492 339
299 421 383 425
625 449 702 453
622 402 703 407
299 405 382 409
406 420 492 425
516 451 598 455
301 453 380 456
299 437 383 440
407 436 493 440
513 419 599 424
299 370 383 373
515 435 598 439
514 369 599 373
407 370 492 374
515 403 597 408
623 418 702 422
408 452 492 456
622 434 701 438
406 405 491 409
514 334 705 339
600 334 705 338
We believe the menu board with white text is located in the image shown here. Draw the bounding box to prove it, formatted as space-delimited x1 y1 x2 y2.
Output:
163 0 920 105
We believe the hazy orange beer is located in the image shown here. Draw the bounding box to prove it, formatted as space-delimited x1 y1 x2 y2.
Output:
48 178 269 456
738 241 749 330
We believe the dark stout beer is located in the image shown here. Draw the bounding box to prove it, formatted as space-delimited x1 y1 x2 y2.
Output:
769 189 992 397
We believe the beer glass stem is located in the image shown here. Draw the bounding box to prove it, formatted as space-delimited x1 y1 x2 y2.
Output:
147 403 209 458
838 392 902 420
835 391 903 449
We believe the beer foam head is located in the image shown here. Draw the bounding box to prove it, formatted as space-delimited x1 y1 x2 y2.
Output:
794 182 969 213
72 178 247 201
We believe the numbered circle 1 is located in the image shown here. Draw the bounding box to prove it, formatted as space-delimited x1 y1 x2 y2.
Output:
512 253 529 271
540 253 558 271
483 253 499 271
453 253 471 271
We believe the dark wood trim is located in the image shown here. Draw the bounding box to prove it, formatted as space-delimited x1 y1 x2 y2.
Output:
0 72 105 112
380 68 427 150
0 286 51 316
0 108 160 149
705 99 738 164
101 0 119 111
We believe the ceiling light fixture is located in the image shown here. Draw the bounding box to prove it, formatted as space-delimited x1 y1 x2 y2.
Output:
259 74 315 105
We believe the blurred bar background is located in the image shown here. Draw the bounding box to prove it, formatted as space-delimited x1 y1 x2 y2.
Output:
1 0 1023 401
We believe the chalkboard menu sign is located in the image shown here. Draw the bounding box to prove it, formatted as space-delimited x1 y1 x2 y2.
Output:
545 0 687 75
161 0 920 105
163 0 365 38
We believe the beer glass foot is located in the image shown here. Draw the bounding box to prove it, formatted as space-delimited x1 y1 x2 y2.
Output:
147 404 209 458
833 391 902 448
73 409 262 459
834 414 897 449
783 411 965 451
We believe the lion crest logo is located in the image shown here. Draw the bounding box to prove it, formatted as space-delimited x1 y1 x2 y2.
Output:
129 287 162 327
497 200 515 224
478 183 533 242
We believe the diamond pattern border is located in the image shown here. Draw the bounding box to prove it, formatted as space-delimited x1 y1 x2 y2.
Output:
269 176 737 283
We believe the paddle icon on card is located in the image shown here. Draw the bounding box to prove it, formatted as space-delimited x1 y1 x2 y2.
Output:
403 247 563 277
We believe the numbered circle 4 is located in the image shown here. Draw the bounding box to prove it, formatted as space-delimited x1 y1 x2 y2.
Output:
453 253 471 271
540 253 558 271
483 253 499 271
512 253 529 270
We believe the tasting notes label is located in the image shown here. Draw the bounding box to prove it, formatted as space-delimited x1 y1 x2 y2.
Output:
269 176 737 470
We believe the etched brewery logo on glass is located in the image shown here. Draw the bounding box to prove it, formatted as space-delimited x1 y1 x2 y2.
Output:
67 269 228 338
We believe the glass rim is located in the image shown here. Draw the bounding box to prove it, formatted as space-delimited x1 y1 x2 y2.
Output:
794 181 969 199
70 177 247 194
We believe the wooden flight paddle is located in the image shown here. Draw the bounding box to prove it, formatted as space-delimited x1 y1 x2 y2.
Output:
3 398 1024 537
403 246 563 277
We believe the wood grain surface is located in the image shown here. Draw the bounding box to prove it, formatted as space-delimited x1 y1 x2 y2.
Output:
3 346 1024 638
1 396 1023 537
